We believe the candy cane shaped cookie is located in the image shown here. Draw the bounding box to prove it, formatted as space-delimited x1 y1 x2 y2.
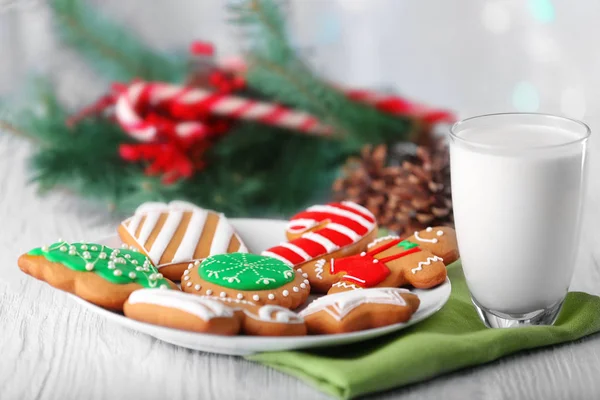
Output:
118 201 248 281
261 201 378 293
124 289 307 336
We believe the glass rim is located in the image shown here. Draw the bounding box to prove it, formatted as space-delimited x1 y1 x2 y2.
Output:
449 112 591 151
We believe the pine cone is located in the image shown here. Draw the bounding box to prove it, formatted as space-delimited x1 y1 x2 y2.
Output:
332 138 453 236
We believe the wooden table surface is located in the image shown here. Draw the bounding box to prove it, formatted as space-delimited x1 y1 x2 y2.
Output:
1 130 600 400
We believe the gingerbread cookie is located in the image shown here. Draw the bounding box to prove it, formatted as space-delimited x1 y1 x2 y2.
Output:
18 240 175 310
124 289 306 336
326 226 458 294
300 287 420 334
181 253 310 309
118 201 248 281
261 201 378 293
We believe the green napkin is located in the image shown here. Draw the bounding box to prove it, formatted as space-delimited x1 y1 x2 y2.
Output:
247 261 600 399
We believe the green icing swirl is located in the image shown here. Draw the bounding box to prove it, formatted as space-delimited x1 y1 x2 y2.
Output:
198 253 294 291
28 241 170 289
397 240 419 250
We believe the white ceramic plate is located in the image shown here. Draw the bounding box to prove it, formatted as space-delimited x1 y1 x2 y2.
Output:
72 218 451 356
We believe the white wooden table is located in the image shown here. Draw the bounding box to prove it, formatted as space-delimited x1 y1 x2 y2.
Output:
1 128 600 400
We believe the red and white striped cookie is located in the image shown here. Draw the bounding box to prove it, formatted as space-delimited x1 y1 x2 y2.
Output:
262 201 378 293
118 201 248 281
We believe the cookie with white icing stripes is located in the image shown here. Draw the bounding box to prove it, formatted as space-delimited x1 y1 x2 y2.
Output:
327 226 458 294
300 287 420 334
261 201 378 293
124 289 306 336
181 253 310 309
118 201 248 281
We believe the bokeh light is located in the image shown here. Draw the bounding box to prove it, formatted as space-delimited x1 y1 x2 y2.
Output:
512 81 540 112
528 0 555 23
481 2 511 34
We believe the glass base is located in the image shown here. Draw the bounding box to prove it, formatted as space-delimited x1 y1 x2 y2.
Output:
471 297 565 328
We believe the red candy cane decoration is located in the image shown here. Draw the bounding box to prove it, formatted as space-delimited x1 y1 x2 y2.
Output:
262 201 376 267
115 81 332 142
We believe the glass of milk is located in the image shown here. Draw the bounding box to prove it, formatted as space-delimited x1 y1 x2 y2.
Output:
449 113 590 328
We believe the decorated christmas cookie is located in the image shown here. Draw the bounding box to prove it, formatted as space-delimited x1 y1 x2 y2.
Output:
300 287 420 334
18 240 176 310
261 201 378 292
325 226 458 294
181 253 310 309
124 289 306 336
118 201 248 281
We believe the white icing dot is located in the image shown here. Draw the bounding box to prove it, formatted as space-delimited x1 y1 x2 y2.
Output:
194 284 201 291
297 268 303 273
302 273 308 278
228 278 235 283
187 263 194 270
237 293 243 299
186 282 192 287
184 276 190 281
81 245 88 250
124 254 131 259
206 289 213 295
160 284 168 289
108 262 115 270
220 292 227 298
360 252 366 256
131 260 138 264
82 252 91 259
121 244 128 249
68 250 76 256
293 287 299 292
433 239 439 244
91 246 98 251
128 272 136 279
57 237 63 242
268 293 275 300
373 259 379 263
99 252 107 259
113 269 122 276
85 263 94 271
282 290 289 297
304 279 309 285
300 283 306 289
156 273 163 279
194 260 200 266
135 267 143 271
41 246 49 252
183 270 190 275
253 294 260 301
436 230 444 236
59 246 67 252
426 227 433 232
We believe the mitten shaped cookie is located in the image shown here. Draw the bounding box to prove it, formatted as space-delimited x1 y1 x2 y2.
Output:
326 226 458 294
300 287 420 334
261 201 378 293
18 241 176 310
118 201 248 281
124 289 306 336
181 253 310 309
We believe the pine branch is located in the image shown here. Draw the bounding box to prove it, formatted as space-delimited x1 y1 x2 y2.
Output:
230 0 419 151
50 0 187 82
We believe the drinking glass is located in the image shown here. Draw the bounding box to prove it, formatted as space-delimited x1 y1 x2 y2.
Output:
449 113 590 328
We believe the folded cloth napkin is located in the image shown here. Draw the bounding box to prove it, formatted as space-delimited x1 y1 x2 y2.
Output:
247 261 600 399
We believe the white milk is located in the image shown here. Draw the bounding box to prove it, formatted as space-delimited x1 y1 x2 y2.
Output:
450 124 587 315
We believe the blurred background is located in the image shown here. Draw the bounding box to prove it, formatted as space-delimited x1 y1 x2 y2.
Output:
0 0 596 119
